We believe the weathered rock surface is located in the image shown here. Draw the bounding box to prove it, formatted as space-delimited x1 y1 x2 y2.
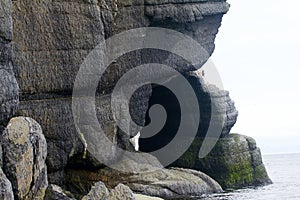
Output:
66 153 222 199
1 117 48 200
11 0 230 185
45 184 76 200
17 90 151 184
173 134 272 189
0 0 13 41
108 184 135 200
0 0 18 127
71 167 223 199
189 72 238 138
81 181 109 200
82 182 136 200
12 0 113 179
0 0 272 199
0 144 2 167
0 168 14 200
0 69 19 126
125 168 223 199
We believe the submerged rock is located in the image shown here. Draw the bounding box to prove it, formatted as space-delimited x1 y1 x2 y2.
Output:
1 117 48 200
173 134 272 189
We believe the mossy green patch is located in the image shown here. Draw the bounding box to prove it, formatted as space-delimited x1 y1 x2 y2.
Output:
171 134 272 189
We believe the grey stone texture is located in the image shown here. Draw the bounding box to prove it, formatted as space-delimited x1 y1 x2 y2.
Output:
11 0 229 184
1 117 48 200
0 0 18 127
66 153 222 199
0 168 14 200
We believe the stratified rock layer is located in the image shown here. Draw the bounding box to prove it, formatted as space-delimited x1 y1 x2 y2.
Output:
0 0 272 199
173 134 272 189
1 117 48 200
188 72 238 138
12 0 229 184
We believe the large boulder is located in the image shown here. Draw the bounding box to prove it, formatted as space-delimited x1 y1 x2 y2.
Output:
0 168 14 200
69 167 222 199
66 153 222 199
125 168 223 199
173 134 272 189
1 117 48 200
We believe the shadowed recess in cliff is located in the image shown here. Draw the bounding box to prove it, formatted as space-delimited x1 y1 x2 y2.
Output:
139 72 238 155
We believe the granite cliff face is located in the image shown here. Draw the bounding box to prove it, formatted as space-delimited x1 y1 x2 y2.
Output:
12 0 230 183
0 0 272 199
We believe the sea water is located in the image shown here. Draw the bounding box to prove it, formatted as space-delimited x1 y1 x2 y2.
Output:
201 153 300 200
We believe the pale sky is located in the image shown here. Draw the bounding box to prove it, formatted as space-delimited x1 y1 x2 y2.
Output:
211 0 300 154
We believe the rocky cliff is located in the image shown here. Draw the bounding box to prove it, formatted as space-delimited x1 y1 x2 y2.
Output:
0 0 271 199
12 0 230 182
